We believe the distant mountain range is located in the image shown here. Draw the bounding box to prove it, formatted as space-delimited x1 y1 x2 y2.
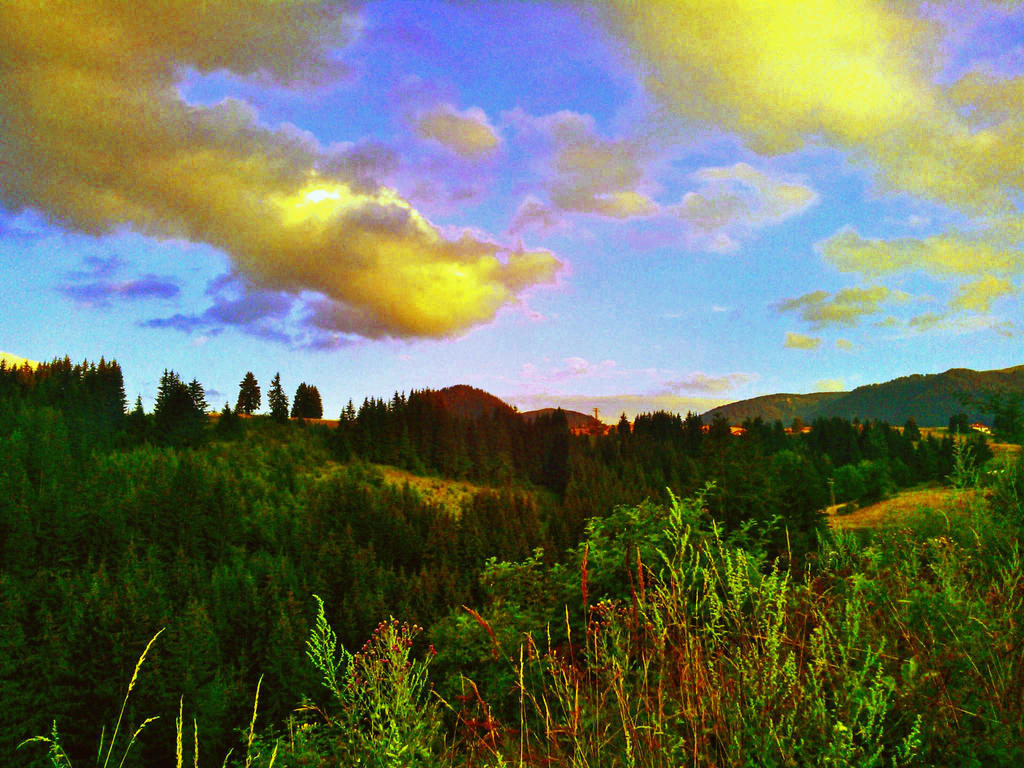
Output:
702 366 1024 427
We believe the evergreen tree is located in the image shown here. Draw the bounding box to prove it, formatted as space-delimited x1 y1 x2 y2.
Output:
268 373 289 423
126 395 149 443
236 372 261 414
188 378 209 415
291 382 324 419
948 412 971 435
903 417 921 442
153 370 204 446
215 401 242 438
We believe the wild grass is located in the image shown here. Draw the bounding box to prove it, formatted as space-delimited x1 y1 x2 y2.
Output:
18 462 1024 768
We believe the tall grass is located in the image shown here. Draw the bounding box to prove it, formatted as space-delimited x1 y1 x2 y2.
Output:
19 471 1024 767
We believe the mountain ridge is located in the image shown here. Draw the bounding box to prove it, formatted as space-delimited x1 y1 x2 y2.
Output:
702 365 1024 426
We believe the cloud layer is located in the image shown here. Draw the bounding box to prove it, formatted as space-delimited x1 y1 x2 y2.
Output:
0 0 559 340
591 0 1023 213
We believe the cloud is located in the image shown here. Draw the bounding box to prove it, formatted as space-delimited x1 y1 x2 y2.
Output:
62 276 181 304
784 332 821 350
415 103 500 157
906 312 1015 337
815 379 846 392
777 285 907 328
60 255 180 305
144 274 295 344
507 392 730 422
508 196 567 236
819 226 1024 278
836 338 854 350
673 163 818 251
0 0 560 340
663 372 755 394
518 357 621 384
588 0 1024 213
508 109 659 220
950 275 1017 313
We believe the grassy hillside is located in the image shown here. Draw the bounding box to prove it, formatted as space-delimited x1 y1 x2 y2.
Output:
702 391 846 424
703 365 1024 426
817 365 1024 425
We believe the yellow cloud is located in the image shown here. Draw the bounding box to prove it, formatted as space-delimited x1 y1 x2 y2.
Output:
784 332 821 350
836 338 854 350
778 285 906 328
0 0 560 339
517 110 658 219
950 275 1017 313
509 392 729 422
591 0 1022 212
815 379 846 392
415 104 501 157
907 312 1015 337
820 226 1024 278
673 162 817 249
664 372 755 394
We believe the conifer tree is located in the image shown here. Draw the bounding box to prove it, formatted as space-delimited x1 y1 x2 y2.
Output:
188 378 208 415
236 372 261 414
126 395 149 443
154 370 204 445
268 372 289 423
216 401 242 438
291 382 323 419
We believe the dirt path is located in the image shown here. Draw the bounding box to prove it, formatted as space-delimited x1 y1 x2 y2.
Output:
827 486 983 530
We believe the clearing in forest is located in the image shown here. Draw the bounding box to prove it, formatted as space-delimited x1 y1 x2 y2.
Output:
828 486 983 530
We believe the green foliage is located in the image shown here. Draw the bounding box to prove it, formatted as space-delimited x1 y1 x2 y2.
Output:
235 372 261 415
153 370 207 447
8 356 1024 767
290 383 323 420
267 373 288 423
294 599 443 768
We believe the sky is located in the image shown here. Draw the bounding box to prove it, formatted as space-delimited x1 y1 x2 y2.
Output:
1 0 1022 421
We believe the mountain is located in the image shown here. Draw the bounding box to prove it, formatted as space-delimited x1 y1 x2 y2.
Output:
702 365 1024 426
702 392 846 425
520 407 603 430
430 385 517 419
428 388 604 431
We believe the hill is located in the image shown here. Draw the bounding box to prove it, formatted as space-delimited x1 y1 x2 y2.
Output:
520 407 603 430
702 392 846 425
702 365 1024 426
429 384 517 419
817 366 1024 425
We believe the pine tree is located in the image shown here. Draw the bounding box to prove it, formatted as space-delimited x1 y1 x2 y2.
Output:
126 395 149 443
236 372 261 414
291 382 324 419
154 370 204 445
187 378 208 415
268 373 289 423
216 401 242 438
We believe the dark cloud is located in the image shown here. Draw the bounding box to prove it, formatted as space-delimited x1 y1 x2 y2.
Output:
60 255 181 306
144 274 296 344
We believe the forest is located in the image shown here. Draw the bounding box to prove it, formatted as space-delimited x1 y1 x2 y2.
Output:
2 358 1023 767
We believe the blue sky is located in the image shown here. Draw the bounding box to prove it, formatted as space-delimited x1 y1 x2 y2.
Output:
2 0 1022 420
